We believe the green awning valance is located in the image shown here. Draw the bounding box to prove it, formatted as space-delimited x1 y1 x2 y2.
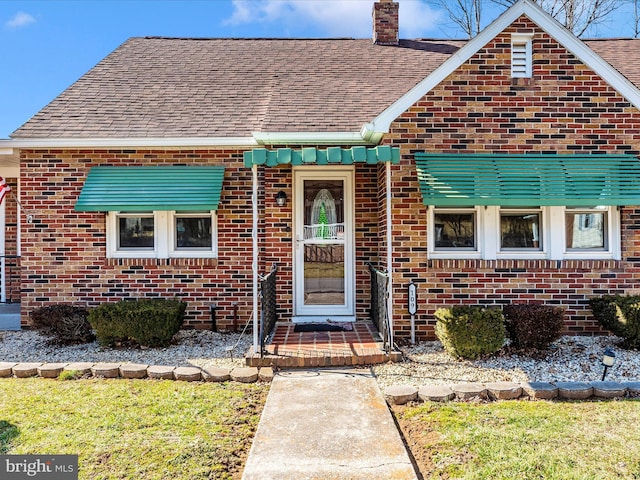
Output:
75 166 225 212
415 153 640 206
243 146 400 167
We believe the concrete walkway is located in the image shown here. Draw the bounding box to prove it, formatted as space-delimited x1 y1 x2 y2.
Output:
242 368 418 480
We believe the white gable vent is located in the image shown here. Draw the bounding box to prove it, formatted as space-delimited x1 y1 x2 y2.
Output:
512 35 532 78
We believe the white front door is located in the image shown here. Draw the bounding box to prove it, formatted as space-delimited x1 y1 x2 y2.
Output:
293 167 355 322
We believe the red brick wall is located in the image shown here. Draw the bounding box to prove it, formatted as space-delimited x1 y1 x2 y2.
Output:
384 17 640 339
20 149 257 330
355 165 381 318
19 150 383 328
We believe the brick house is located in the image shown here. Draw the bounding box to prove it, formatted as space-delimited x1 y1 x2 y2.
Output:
2 0 640 351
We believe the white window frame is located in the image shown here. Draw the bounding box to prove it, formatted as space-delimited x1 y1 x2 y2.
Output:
107 210 218 259
429 206 619 261
107 211 158 259
169 211 218 259
496 206 546 260
512 34 533 78
561 206 619 260
430 206 482 260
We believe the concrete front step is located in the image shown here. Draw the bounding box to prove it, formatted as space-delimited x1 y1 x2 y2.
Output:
0 303 21 331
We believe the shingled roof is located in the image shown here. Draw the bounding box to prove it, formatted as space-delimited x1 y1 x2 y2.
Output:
10 36 640 140
11 37 462 139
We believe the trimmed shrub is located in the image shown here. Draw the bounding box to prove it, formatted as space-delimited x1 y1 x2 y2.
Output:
88 298 187 348
503 304 564 350
30 305 94 345
589 295 640 349
435 306 506 360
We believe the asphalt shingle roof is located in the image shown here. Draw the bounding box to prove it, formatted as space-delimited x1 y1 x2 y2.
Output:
11 36 640 139
10 37 462 139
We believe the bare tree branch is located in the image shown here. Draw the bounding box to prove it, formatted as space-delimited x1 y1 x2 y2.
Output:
490 0 623 37
429 0 484 38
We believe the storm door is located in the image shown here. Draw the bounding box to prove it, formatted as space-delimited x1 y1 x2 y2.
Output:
293 168 354 322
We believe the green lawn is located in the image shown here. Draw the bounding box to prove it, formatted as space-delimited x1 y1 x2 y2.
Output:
0 378 268 480
394 400 640 479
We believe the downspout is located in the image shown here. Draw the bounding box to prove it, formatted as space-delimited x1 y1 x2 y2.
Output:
386 160 394 349
252 164 259 354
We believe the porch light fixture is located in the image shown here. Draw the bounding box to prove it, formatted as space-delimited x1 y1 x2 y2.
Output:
601 347 616 381
275 190 287 207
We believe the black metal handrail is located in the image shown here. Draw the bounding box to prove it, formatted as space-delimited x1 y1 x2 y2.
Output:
0 255 21 304
259 264 278 356
368 262 391 353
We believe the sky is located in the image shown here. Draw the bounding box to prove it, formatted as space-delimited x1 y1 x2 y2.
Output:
1 0 638 139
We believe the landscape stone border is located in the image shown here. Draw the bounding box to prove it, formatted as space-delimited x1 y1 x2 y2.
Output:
385 381 640 405
2 361 639 402
0 361 273 384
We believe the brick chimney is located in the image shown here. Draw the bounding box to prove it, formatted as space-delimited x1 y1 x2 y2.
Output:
373 0 399 45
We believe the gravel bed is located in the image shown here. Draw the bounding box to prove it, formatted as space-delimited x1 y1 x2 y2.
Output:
372 335 640 389
0 330 251 370
1 331 638 389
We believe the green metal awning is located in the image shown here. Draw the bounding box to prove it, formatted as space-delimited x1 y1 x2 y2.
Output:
243 146 400 167
75 166 225 212
415 153 640 206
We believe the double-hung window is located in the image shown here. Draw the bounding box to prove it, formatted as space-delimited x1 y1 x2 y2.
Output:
108 210 217 259
429 205 618 260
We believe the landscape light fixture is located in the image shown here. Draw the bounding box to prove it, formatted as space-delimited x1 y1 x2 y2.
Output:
275 190 287 207
601 347 616 381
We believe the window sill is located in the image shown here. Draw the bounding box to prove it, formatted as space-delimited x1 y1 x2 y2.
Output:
105 257 219 267
427 258 622 270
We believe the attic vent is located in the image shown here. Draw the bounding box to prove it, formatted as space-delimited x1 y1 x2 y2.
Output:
511 35 532 78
